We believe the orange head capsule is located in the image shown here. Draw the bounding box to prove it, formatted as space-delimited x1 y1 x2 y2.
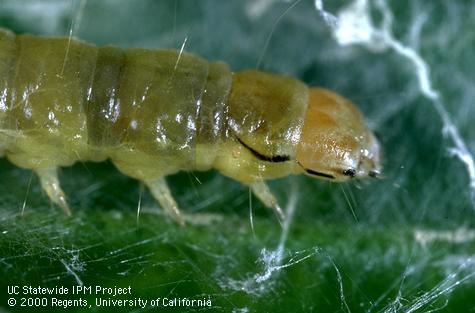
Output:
296 88 381 181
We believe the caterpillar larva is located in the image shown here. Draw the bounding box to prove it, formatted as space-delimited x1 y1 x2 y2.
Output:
0 28 381 225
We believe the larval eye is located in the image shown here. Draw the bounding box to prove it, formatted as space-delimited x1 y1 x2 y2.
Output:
343 168 356 177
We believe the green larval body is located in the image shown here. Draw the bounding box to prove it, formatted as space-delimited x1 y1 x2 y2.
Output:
0 28 308 185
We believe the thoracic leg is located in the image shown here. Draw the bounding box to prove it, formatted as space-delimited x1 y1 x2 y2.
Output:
145 177 185 225
35 167 71 215
250 181 285 220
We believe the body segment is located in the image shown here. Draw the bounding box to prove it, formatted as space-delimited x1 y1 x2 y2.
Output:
0 28 381 223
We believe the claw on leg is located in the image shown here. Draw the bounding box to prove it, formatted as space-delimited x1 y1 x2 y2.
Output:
35 167 71 215
250 181 285 220
145 177 185 226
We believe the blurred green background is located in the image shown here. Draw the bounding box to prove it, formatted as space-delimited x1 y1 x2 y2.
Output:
1 0 474 312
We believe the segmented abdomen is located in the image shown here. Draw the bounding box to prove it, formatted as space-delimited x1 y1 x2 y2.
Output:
0 28 234 179
0 28 309 184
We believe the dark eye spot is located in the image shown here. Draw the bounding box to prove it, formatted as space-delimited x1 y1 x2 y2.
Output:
343 168 356 177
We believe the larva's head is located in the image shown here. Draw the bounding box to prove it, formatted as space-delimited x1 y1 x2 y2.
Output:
296 88 381 181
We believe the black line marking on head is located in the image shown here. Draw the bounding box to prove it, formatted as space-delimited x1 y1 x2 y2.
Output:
296 161 335 179
305 169 335 179
236 136 290 163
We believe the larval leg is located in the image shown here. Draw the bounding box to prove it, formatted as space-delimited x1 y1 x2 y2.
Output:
145 177 185 226
250 181 285 220
35 167 71 215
